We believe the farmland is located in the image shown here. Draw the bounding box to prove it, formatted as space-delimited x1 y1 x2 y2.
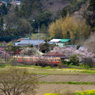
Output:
1 66 95 95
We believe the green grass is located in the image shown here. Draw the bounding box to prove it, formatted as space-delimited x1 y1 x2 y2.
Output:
26 33 50 39
1 64 95 75
39 81 95 85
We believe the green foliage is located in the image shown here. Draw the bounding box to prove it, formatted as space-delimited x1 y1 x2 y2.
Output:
5 42 13 52
28 44 33 48
88 0 95 13
42 40 50 51
0 63 6 68
36 11 52 26
0 0 90 41
61 9 67 18
65 0 88 14
76 89 95 95
0 4 7 15
0 15 3 31
20 0 41 18
40 23 47 33
18 18 33 36
14 5 19 17
3 27 19 37
70 54 79 65
84 0 95 28
61 60 71 65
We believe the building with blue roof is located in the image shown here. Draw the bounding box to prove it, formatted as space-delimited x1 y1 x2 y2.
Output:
14 39 45 47
49 39 70 47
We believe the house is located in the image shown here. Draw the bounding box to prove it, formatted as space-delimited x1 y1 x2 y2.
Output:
44 51 68 59
10 1 21 5
14 38 29 45
14 39 45 47
49 39 70 47
0 1 7 6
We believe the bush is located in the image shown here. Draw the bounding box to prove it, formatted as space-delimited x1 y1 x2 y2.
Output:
76 89 95 95
70 54 79 65
58 63 63 68
82 58 95 67
0 63 5 68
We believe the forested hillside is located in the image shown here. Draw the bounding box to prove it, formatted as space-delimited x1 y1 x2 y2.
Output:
0 0 93 41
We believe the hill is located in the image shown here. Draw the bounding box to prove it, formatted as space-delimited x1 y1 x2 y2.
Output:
0 0 90 41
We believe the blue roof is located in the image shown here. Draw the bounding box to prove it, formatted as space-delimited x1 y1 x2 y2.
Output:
1 1 7 4
16 39 45 46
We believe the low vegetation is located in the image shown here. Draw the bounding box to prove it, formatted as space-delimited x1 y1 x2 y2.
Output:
44 89 95 95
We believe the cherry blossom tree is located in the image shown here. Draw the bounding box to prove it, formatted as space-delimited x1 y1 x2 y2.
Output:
51 46 95 65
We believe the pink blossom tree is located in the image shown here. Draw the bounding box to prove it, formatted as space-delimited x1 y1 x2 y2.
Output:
51 46 95 65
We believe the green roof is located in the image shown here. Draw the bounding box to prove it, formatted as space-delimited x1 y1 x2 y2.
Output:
59 39 70 42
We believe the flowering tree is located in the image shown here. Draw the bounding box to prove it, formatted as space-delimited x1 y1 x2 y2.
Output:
20 47 43 56
51 46 95 64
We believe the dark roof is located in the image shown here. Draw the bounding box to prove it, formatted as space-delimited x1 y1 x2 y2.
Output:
15 39 45 46
44 52 68 59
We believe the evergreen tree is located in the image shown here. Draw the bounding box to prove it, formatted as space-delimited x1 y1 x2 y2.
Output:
14 5 19 17
61 9 67 18
0 15 3 30
88 0 95 13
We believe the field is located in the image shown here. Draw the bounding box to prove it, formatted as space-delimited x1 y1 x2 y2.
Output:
1 66 95 95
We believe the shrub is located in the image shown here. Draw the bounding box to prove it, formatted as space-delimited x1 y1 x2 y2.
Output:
58 63 63 68
76 89 95 95
0 63 5 68
82 58 95 67
69 54 79 65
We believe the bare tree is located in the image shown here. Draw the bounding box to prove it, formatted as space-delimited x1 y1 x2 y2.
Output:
0 68 38 95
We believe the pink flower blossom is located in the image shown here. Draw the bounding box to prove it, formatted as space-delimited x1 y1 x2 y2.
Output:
52 46 95 62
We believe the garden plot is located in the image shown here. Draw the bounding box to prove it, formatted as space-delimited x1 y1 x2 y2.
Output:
38 74 95 82
35 84 95 95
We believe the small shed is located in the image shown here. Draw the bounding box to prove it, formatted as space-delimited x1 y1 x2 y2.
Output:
44 52 68 59
49 39 61 45
49 39 70 47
